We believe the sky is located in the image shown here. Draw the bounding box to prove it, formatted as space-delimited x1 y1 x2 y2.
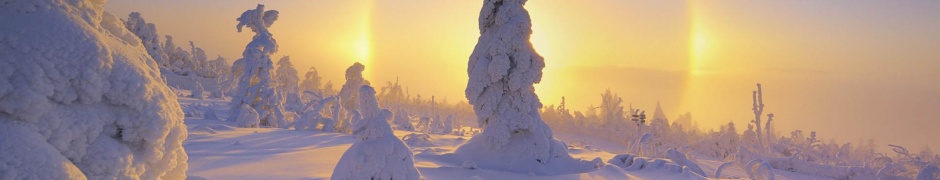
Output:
105 0 940 152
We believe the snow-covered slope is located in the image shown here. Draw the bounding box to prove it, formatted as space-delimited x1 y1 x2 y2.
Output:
0 0 187 179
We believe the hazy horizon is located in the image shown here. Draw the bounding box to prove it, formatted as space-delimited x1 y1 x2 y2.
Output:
106 0 940 153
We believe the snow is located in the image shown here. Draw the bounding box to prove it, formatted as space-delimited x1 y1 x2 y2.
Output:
8 0 937 179
331 85 421 180
0 0 187 179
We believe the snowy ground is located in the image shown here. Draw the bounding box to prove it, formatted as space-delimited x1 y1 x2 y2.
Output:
179 97 832 180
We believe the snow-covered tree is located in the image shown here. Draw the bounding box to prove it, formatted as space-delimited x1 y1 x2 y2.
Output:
379 78 406 108
751 83 766 150
189 41 207 75
331 85 421 180
599 89 625 128
335 62 366 131
0 1 187 178
163 35 195 75
223 58 245 97
191 81 205 99
125 12 170 67
275 56 302 113
275 56 300 94
453 0 595 175
300 66 322 94
393 109 415 131
207 55 230 78
227 4 287 128
742 123 759 150
322 80 336 96
697 121 740 160
443 114 455 134
211 73 227 99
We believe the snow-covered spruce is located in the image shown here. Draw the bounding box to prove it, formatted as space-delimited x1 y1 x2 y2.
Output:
331 85 420 180
191 81 205 99
0 0 187 179
451 0 595 175
335 62 366 132
125 11 170 67
275 56 300 95
227 4 287 128
275 56 303 114
128 12 225 79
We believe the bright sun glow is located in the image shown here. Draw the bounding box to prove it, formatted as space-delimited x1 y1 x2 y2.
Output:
689 0 708 76
691 30 707 74
355 1 373 79
355 33 370 61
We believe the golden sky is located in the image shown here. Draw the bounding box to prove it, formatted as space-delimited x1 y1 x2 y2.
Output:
107 0 940 151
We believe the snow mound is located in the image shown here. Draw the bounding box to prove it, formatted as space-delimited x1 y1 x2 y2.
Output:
665 148 707 177
0 0 187 179
331 85 420 180
607 154 706 179
402 133 435 147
